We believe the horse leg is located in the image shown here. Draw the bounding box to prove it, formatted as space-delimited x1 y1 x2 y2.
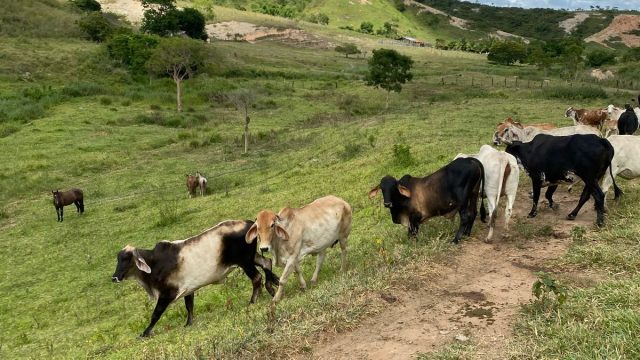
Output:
60 206 64 222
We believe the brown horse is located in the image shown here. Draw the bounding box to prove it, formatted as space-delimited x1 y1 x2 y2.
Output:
52 189 84 222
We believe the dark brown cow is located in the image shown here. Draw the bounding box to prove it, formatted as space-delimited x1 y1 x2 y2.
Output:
565 107 608 128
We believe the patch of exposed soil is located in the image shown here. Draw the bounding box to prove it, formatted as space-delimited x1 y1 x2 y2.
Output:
303 186 601 359
98 0 144 23
591 68 615 80
490 30 529 43
404 0 468 30
586 14 640 48
559 12 590 34
206 21 335 48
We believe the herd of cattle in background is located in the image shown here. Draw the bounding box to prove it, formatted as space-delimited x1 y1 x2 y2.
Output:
47 94 640 337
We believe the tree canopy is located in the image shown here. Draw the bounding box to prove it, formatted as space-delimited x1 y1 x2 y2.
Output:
365 48 413 108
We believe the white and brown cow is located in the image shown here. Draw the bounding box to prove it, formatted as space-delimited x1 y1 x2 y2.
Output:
112 220 278 337
601 135 640 200
455 145 519 242
496 123 600 144
493 117 557 145
565 107 608 128
246 195 352 302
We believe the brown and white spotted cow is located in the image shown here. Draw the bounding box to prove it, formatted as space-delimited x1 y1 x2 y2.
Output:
565 107 608 128
493 117 557 145
111 220 278 337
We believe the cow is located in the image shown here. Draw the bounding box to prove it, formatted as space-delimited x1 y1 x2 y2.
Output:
493 117 557 145
455 145 519 242
186 173 207 197
504 134 618 227
369 157 484 244
565 107 608 128
607 104 625 121
111 220 279 337
245 195 352 302
617 104 639 135
495 123 600 145
601 135 640 200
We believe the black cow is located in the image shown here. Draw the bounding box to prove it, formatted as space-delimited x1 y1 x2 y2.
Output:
111 220 279 337
505 134 619 226
617 104 639 135
369 157 485 243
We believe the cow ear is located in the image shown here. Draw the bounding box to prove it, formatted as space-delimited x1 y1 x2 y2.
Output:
274 224 289 241
368 186 380 199
397 185 412 198
133 253 151 274
245 223 258 244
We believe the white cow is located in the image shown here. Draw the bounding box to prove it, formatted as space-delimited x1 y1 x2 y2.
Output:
456 145 519 242
497 124 601 144
246 195 352 302
601 135 638 200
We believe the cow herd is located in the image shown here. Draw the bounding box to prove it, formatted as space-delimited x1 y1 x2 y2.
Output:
51 95 640 338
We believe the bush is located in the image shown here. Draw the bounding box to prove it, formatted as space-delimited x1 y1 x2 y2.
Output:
70 0 101 12
107 33 159 74
62 82 105 97
77 12 115 42
338 143 362 160
585 49 616 67
542 86 607 100
488 40 527 65
359 21 374 34
335 43 361 58
307 13 329 25
621 48 640 63
156 199 178 227
392 143 414 167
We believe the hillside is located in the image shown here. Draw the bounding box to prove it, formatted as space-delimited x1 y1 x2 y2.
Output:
2 1 640 359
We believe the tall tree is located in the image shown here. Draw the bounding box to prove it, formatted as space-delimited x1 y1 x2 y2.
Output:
227 89 257 154
365 48 413 110
145 38 206 112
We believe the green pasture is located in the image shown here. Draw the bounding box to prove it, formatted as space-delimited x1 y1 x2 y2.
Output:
2 5 640 357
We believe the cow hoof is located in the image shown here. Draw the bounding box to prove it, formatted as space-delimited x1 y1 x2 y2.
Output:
566 214 576 220
527 212 537 218
549 203 558 210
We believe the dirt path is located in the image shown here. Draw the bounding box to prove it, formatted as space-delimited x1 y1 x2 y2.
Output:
307 188 596 359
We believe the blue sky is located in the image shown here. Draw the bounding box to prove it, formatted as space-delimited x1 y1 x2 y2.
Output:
471 0 638 10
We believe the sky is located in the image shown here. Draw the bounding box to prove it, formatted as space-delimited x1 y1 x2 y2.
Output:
471 0 639 10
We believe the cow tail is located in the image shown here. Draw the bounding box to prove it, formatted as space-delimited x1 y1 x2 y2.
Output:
478 160 487 223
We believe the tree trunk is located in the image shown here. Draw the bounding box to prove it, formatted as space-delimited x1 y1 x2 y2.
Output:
244 117 249 154
176 78 183 112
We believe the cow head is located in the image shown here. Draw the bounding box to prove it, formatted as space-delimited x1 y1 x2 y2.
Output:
112 245 151 283
245 210 289 253
368 175 411 208
565 107 576 119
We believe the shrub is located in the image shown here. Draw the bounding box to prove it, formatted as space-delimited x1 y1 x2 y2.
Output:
107 33 159 74
156 199 178 227
77 12 115 42
62 82 105 97
543 86 607 100
338 143 362 160
621 47 640 63
335 43 361 58
178 7 208 40
307 13 329 25
359 21 374 34
585 49 616 67
70 0 101 12
392 143 414 167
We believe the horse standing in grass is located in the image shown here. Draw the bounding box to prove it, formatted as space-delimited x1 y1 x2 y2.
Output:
52 189 84 222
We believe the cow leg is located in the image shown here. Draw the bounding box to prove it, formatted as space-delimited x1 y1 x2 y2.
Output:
453 210 471 244
591 184 606 227
567 184 592 221
408 221 420 239
528 178 542 218
545 185 558 209
504 193 515 231
184 294 194 327
254 254 278 297
141 296 173 337
295 263 306 290
273 259 296 302
310 250 326 285
240 262 262 304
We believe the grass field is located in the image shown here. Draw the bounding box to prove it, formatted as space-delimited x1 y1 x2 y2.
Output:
2 2 640 359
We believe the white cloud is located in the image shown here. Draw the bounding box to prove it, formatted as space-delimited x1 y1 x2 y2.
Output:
472 0 638 10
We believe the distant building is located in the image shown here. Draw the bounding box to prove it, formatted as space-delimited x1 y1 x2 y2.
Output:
399 36 429 47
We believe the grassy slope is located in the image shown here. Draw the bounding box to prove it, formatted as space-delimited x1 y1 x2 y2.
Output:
2 2 640 360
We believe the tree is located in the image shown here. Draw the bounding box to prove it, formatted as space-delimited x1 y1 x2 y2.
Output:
227 89 257 154
365 48 413 109
488 40 527 65
107 33 159 74
146 38 206 112
359 21 374 34
527 42 553 76
585 49 616 67
178 8 208 40
335 43 361 58
560 43 584 80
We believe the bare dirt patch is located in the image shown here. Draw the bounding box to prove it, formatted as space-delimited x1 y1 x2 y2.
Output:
206 21 335 48
404 0 468 30
591 68 615 80
559 12 590 34
98 0 144 23
303 186 600 359
586 14 640 48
